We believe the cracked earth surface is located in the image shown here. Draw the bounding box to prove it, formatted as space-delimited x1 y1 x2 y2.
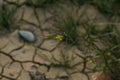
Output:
0 0 114 80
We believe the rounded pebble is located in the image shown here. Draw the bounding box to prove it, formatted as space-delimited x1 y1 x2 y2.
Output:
19 30 36 42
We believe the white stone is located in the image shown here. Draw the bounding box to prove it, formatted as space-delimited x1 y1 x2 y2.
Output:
19 30 36 42
19 24 44 46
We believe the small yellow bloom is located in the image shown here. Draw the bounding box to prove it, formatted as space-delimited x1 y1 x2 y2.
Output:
107 52 111 56
87 59 93 64
55 35 63 41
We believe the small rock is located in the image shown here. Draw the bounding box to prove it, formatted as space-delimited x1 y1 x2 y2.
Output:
19 30 35 42
19 24 44 46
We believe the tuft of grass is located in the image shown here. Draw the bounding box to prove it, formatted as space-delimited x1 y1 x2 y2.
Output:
96 45 120 80
89 25 120 80
53 7 82 46
78 18 120 79
0 4 17 32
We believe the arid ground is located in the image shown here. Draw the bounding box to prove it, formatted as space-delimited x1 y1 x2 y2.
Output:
0 0 120 80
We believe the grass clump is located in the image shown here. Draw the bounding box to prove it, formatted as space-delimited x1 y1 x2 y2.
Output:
53 7 82 46
87 25 120 80
76 18 120 79
95 44 120 80
105 28 120 79
0 4 17 32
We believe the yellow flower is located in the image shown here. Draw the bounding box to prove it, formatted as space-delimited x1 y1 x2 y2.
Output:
87 59 93 64
107 52 111 56
55 35 63 41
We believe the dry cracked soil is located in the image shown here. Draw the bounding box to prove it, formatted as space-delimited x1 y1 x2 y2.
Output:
0 0 118 80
